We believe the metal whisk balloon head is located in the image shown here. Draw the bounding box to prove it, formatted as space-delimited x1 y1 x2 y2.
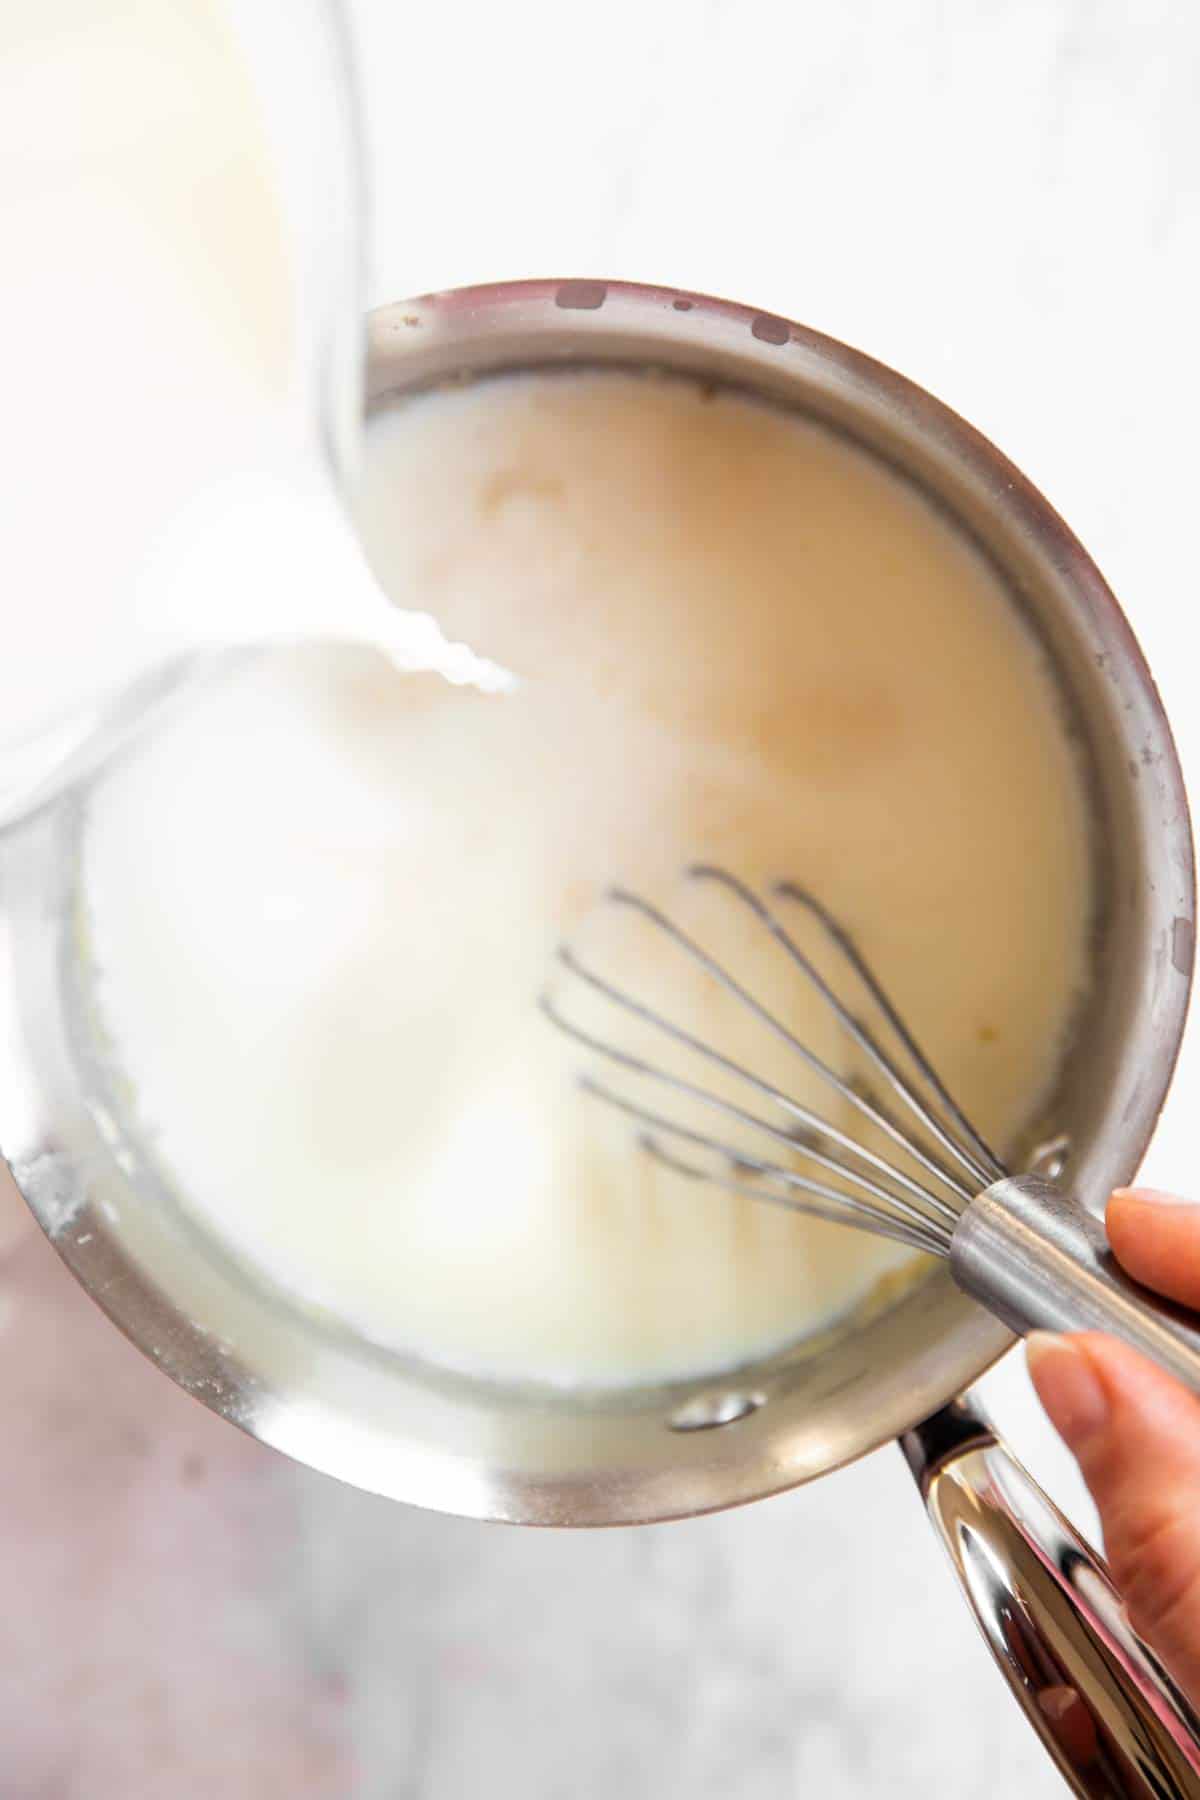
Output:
541 866 1008 1259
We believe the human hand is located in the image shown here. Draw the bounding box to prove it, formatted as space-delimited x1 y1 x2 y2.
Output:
1027 1188 1200 1707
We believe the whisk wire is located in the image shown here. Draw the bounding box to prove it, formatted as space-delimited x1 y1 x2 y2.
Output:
543 956 962 1232
772 878 1005 1184
602 885 972 1209
544 867 1012 1258
574 1071 949 1253
686 866 1001 1192
639 1136 950 1255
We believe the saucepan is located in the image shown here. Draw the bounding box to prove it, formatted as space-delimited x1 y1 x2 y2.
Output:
0 280 1195 1796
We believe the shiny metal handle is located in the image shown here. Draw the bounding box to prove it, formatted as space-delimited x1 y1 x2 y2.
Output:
950 1175 1200 1392
901 1395 1200 1796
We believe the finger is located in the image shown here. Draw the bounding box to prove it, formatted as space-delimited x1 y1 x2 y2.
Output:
1027 1330 1200 1706
1106 1188 1200 1309
1037 1686 1099 1769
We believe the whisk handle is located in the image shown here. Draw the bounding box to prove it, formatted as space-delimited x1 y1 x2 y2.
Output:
951 1175 1200 1391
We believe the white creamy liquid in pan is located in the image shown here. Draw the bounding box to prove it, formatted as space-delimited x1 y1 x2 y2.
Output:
80 372 1094 1387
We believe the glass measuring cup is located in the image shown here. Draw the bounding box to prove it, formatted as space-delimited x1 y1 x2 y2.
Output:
0 0 506 831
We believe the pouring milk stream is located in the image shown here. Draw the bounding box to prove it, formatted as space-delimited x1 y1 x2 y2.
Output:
0 0 510 829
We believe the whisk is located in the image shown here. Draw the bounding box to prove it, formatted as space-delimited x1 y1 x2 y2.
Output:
542 865 1200 1391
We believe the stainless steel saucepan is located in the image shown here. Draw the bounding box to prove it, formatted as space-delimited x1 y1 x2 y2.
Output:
0 280 1195 1795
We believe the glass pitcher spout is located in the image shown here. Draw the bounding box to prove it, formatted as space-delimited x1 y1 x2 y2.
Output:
0 467 515 832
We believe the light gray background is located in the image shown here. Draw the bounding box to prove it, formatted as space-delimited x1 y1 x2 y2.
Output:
339 1 1199 1793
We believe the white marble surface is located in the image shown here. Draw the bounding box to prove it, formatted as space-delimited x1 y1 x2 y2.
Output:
2 2 1198 1794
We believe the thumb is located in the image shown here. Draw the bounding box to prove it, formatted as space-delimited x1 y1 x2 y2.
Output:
1105 1187 1200 1309
1027 1330 1200 1704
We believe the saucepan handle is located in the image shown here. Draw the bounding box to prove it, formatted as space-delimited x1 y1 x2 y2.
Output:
900 1394 1200 1797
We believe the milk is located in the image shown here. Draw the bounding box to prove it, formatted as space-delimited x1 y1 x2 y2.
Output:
79 371 1094 1388
0 0 501 826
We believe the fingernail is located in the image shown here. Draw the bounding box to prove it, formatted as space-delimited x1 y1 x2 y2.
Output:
1026 1332 1110 1447
1111 1186 1200 1210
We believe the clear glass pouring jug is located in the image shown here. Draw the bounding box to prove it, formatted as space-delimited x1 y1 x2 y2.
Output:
0 0 489 829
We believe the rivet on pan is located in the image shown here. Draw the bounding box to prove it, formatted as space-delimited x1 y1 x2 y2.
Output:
555 281 607 312
751 313 790 346
668 1390 766 1432
1028 1134 1071 1182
